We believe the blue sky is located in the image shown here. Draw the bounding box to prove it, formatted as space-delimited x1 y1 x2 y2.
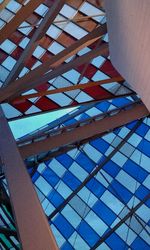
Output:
9 107 75 139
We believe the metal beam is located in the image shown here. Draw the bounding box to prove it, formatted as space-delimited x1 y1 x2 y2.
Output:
4 0 65 86
0 25 107 102
91 192 150 249
19 103 148 158
48 118 144 220
0 0 44 44
13 76 123 102
0 107 58 250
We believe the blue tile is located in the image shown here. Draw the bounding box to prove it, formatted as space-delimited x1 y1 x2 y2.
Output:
93 200 116 225
77 220 99 247
53 214 74 239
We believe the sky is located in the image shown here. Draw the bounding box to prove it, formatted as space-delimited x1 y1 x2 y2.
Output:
9 107 76 139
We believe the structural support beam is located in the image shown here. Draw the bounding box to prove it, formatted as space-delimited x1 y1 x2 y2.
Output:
4 0 65 85
0 107 58 250
104 0 150 112
0 24 107 102
0 0 11 10
19 103 149 159
91 192 150 249
48 118 144 220
13 76 123 102
0 0 44 44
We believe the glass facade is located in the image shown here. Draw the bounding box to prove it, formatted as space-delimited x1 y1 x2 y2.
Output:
0 0 150 249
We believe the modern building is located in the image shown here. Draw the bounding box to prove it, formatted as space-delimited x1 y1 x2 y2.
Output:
0 0 150 249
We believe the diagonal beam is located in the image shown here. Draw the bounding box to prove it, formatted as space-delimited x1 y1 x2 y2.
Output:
4 0 65 86
91 192 150 249
0 0 11 10
19 103 149 159
48 118 145 220
13 76 124 102
0 25 107 102
0 0 44 44
0 107 58 250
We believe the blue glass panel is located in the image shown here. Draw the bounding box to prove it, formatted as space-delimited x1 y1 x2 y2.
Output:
136 123 149 137
64 118 77 126
53 214 74 239
90 138 109 154
103 160 120 177
76 152 95 172
138 139 150 157
96 101 110 112
109 180 132 203
106 233 126 250
112 97 131 106
135 185 150 207
123 160 148 182
43 168 60 187
61 242 74 250
93 200 116 225
56 154 73 169
126 120 138 129
77 220 99 247
32 172 40 182
86 178 105 198
131 237 150 250
62 172 81 190
48 190 64 207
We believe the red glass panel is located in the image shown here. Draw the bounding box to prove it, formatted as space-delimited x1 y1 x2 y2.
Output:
85 85 113 100
35 96 59 111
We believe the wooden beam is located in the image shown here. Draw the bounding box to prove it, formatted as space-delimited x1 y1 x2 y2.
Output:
13 76 124 103
19 103 149 159
0 106 58 250
0 0 11 10
0 24 107 102
0 0 44 44
4 0 65 86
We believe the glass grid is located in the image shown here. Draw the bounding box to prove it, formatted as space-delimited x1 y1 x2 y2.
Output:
0 0 133 119
31 118 150 250
0 1 149 250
